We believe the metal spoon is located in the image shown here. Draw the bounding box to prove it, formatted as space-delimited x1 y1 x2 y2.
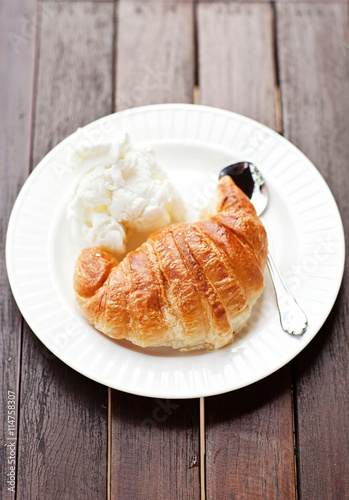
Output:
220 162 308 336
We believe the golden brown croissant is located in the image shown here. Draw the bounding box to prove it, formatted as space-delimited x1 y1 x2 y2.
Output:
73 176 268 350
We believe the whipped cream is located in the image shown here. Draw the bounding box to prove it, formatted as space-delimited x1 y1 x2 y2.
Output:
67 132 186 255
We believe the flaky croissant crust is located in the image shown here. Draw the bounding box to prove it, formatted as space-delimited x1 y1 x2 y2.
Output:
73 176 268 350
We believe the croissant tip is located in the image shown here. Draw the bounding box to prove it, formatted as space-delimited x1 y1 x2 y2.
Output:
74 247 118 299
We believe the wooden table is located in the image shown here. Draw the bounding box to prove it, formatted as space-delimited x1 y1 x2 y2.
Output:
1 1 348 499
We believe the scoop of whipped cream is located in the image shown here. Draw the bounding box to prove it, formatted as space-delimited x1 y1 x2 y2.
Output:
67 132 186 255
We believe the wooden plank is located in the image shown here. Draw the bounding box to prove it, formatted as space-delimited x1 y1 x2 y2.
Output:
32 2 115 167
121 0 347 3
205 369 296 499
111 3 200 500
42 0 113 3
116 1 194 110
43 0 113 3
119 0 195 3
198 2 276 129
197 3 296 499
16 3 114 499
196 0 348 4
276 4 349 498
45 0 348 6
0 1 37 498
111 395 200 499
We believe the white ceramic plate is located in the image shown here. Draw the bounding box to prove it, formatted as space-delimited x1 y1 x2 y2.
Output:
6 104 345 399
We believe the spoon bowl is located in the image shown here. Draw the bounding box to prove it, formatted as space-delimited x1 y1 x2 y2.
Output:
220 162 308 336
219 162 268 217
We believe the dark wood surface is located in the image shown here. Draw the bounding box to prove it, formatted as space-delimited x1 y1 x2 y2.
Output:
5 3 114 499
0 1 37 498
1 1 348 499
277 4 349 497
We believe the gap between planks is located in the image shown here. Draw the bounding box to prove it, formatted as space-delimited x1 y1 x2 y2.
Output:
291 380 299 500
200 396 206 500
107 387 112 500
272 5 299 496
194 84 206 500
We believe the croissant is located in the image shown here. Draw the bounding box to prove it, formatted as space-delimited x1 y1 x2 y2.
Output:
73 176 268 350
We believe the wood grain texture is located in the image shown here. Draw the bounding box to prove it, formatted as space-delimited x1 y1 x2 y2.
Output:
198 2 277 130
111 2 200 499
116 1 195 110
119 0 195 3
0 1 36 498
205 369 296 499
42 0 113 2
276 4 349 498
201 0 348 3
43 0 113 2
111 395 200 499
16 3 114 499
121 0 348 3
17 330 109 500
32 1 115 168
197 3 296 499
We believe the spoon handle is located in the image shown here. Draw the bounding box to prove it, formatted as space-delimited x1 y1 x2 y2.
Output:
266 252 308 336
